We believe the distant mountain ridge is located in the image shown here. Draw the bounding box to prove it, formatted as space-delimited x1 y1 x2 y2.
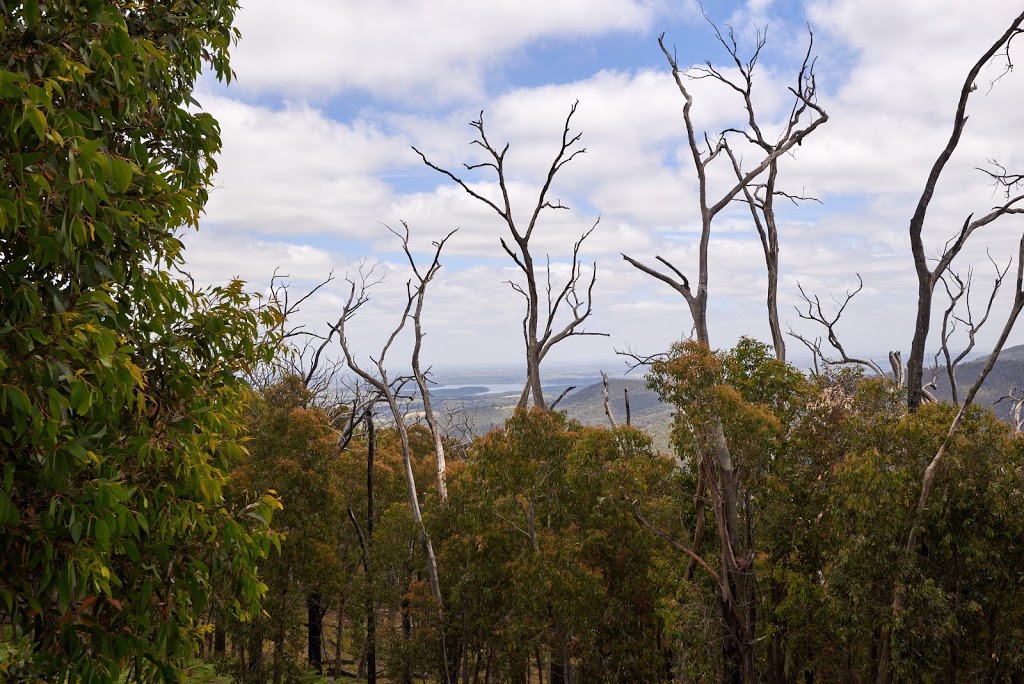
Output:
427 345 1023 453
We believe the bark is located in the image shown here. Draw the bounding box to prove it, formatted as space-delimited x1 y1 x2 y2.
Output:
213 606 225 656
398 223 456 502
336 270 452 684
549 635 570 684
248 625 264 676
401 539 415 684
601 370 617 429
711 421 755 684
878 236 1024 683
347 410 377 684
685 466 707 582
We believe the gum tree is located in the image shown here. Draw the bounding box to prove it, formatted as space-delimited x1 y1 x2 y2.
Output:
0 2 280 680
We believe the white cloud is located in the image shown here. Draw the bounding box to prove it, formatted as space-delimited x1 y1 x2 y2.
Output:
185 0 1024 368
230 0 678 101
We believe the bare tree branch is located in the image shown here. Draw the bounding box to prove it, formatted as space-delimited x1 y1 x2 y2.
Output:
601 371 618 429
416 104 602 409
625 25 827 351
792 275 885 376
903 10 1024 411
332 263 448 638
389 221 458 502
937 255 1009 403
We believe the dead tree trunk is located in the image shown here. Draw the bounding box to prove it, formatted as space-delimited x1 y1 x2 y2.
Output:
601 371 618 429
335 253 453 684
395 223 456 502
307 593 325 675
904 11 1024 411
346 411 377 684
875 15 1024 682
877 237 1024 684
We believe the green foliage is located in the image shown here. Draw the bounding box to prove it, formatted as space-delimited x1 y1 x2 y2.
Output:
0 1 282 681
438 410 678 683
755 380 1024 681
648 337 807 473
224 376 347 681
645 340 1024 681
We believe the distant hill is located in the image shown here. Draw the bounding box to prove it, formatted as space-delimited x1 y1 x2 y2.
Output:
553 342 1024 447
930 343 1024 420
557 377 674 452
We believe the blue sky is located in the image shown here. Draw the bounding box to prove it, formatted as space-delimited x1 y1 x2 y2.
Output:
184 0 1024 371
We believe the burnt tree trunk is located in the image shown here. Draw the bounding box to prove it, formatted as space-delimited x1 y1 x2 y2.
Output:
365 412 377 684
307 592 325 674
213 605 226 656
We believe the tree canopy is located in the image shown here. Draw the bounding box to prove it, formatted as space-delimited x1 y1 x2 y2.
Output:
0 1 280 680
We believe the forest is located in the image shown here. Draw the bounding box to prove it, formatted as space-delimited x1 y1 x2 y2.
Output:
2 2 1024 684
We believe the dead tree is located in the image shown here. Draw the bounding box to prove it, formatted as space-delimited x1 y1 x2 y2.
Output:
790 275 888 377
936 256 1009 404
413 103 606 410
249 271 340 391
331 255 453 684
705 22 825 362
346 410 377 684
622 23 827 684
601 371 618 429
622 27 827 350
876 234 1024 684
903 12 1024 411
391 222 458 502
996 387 1024 432
871 17 1024 681
247 272 355 670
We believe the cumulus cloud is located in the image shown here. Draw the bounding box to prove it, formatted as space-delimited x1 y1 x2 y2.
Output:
229 0 683 101
187 0 1024 367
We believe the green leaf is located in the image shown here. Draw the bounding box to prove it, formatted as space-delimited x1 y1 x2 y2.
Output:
4 386 31 417
22 0 40 28
94 519 110 551
24 106 47 142
107 156 133 193
69 381 88 415
0 69 26 98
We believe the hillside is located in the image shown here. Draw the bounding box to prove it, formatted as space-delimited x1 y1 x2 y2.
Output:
429 344 1023 455
930 343 1024 420
557 377 674 451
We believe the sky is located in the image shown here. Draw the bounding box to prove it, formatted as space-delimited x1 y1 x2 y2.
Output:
184 0 1024 373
